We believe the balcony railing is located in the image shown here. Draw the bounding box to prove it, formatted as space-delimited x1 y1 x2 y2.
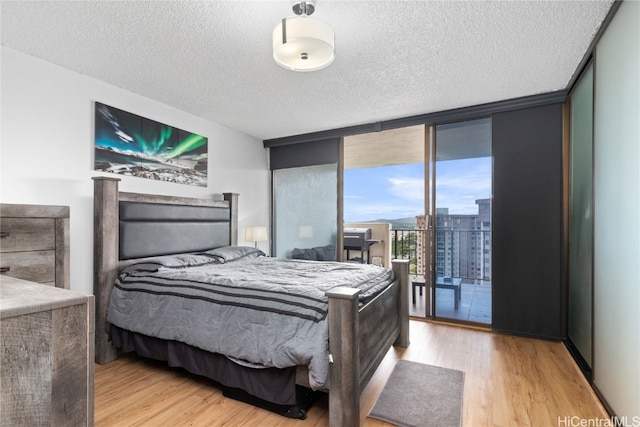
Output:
392 228 492 283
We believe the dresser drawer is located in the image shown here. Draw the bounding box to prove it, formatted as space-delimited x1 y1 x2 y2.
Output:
0 204 69 289
0 218 55 252
0 251 55 285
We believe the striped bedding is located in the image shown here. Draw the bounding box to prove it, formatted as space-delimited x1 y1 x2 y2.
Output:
107 254 394 390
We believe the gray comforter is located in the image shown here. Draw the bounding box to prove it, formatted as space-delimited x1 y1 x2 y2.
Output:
108 256 394 390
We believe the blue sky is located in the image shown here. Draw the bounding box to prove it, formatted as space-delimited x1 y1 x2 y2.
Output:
344 157 491 222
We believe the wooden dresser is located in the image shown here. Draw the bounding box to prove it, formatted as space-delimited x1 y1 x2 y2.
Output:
0 203 69 288
0 275 95 426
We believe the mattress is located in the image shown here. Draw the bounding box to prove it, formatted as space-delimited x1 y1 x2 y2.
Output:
107 246 394 390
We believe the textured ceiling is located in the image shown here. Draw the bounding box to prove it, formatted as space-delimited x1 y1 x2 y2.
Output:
1 1 614 141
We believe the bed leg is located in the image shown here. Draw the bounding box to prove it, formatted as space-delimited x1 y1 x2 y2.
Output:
326 287 361 427
392 259 410 347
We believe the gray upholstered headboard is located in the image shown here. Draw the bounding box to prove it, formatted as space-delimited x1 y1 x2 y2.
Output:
119 201 231 260
92 176 239 363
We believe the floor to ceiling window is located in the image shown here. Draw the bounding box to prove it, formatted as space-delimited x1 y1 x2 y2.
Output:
342 120 491 324
269 139 340 260
343 125 428 314
272 164 338 259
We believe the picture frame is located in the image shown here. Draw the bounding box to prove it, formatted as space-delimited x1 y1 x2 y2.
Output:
94 102 208 187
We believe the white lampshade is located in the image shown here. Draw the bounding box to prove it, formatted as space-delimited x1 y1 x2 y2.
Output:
245 226 268 243
272 16 335 72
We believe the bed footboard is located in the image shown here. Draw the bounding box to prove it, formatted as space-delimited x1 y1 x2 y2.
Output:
326 259 409 427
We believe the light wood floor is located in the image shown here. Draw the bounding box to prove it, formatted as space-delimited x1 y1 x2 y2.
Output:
95 320 608 426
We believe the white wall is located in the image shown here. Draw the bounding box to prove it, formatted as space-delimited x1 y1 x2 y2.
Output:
1 46 270 295
593 0 640 420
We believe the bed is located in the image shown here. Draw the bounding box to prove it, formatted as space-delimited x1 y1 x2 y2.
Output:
92 177 409 427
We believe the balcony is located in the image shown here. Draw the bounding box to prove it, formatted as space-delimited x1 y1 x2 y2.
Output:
392 228 491 324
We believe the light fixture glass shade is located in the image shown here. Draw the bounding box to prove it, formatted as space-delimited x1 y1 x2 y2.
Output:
272 16 335 72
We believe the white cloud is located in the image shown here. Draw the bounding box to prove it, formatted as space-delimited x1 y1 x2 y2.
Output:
344 157 491 220
434 158 491 214
387 177 425 201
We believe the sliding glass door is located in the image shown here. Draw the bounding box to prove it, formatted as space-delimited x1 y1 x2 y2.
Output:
433 118 492 324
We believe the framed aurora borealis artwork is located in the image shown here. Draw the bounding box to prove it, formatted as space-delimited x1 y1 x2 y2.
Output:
94 102 208 187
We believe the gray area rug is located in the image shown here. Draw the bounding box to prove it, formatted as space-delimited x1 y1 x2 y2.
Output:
368 360 465 427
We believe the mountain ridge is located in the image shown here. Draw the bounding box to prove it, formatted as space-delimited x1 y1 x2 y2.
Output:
348 217 418 228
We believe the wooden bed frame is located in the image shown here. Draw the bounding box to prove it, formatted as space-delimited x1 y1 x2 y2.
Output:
92 177 409 427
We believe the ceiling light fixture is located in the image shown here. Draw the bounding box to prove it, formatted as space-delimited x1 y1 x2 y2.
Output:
272 0 335 72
